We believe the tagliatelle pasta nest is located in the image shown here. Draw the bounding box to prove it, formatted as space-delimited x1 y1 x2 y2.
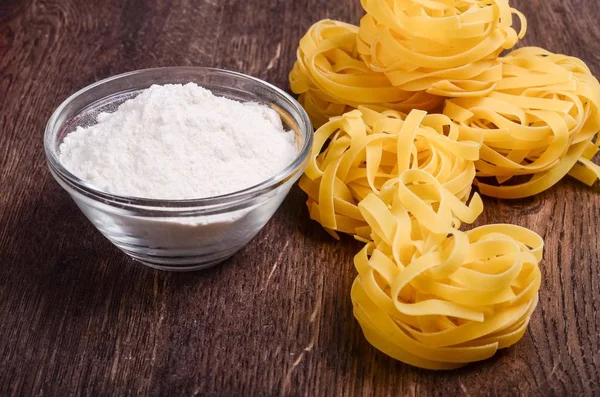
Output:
289 19 443 127
444 47 600 198
357 0 527 97
352 176 542 369
299 108 481 239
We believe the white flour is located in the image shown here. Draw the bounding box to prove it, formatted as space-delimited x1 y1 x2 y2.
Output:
57 83 300 268
59 83 297 199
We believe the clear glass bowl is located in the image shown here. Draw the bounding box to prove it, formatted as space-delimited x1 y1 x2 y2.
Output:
44 67 313 271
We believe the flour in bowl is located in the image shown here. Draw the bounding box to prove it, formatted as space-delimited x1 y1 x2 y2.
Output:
59 83 297 199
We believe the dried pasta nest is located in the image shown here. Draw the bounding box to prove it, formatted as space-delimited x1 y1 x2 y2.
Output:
352 175 542 370
299 107 481 238
444 47 600 198
357 0 526 97
289 19 443 127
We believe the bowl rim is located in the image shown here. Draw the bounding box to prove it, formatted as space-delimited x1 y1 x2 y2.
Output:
44 66 313 209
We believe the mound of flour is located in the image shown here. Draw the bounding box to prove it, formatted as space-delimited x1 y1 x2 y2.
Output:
59 83 297 199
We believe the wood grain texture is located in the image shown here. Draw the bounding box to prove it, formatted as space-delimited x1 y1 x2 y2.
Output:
1 0 599 395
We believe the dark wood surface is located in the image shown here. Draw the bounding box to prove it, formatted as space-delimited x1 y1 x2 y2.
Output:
1 0 600 395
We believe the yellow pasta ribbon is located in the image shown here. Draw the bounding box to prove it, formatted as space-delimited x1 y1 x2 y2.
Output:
289 19 443 127
351 178 543 369
444 47 600 198
299 107 481 238
357 0 527 97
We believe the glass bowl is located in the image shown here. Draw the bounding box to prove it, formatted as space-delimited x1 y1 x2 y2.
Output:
44 67 313 271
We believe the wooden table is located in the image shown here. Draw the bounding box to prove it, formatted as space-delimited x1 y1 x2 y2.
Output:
1 0 599 395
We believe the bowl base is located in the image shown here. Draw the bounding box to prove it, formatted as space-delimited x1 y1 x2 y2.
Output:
117 245 239 272
134 257 231 272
